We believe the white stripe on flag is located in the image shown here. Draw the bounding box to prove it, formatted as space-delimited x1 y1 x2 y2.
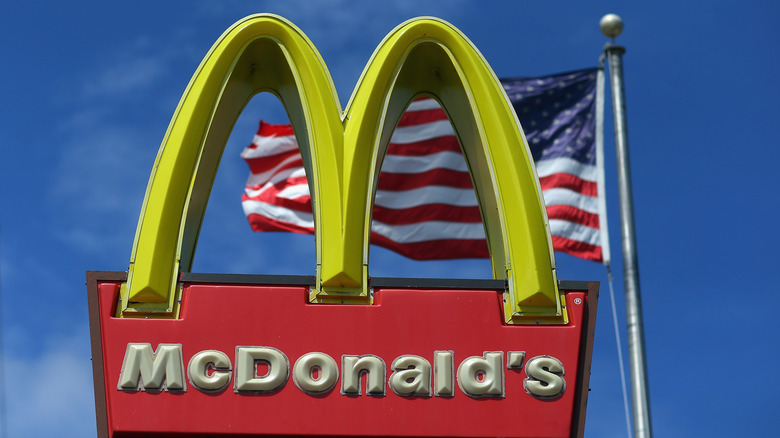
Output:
371 220 485 244
242 200 314 229
245 155 304 188
381 151 469 173
245 167 308 197
241 134 299 159
549 219 600 246
389 120 455 144
406 98 443 112
375 186 478 209
542 188 599 214
536 157 597 181
276 183 311 200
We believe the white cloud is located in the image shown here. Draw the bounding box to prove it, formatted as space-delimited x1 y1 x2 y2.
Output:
81 51 167 100
47 36 185 257
47 122 154 257
74 34 199 104
3 324 96 437
51 124 152 213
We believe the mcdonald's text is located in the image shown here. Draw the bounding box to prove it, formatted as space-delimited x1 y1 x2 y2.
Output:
118 343 567 399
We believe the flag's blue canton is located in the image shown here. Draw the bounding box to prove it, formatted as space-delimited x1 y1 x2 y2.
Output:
502 68 598 165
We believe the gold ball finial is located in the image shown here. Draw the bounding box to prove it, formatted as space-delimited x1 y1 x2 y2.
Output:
600 14 624 39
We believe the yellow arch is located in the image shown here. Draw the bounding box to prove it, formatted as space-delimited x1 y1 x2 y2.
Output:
340 17 560 321
124 14 345 313
123 14 562 323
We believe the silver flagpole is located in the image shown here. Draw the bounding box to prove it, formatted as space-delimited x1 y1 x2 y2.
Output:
600 14 653 438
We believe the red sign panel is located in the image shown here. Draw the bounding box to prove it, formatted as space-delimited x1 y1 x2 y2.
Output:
88 272 597 437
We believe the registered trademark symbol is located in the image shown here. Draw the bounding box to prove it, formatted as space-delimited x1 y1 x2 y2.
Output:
573 298 582 305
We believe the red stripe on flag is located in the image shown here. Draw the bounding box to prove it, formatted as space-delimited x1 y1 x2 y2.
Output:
257 121 295 137
243 187 310 206
370 233 490 260
385 136 462 156
244 151 302 175
546 204 600 229
246 213 313 234
539 173 597 197
551 235 602 262
397 108 449 127
245 174 309 195
373 204 483 226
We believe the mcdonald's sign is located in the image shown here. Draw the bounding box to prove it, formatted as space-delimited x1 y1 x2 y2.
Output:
88 14 598 437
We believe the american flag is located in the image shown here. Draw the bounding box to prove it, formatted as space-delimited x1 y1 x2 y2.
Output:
241 68 609 263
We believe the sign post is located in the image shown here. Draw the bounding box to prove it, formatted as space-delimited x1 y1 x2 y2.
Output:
88 14 598 437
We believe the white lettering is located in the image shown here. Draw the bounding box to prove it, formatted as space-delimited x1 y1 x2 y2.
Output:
293 352 339 394
188 350 231 391
115 343 568 400
389 355 431 396
117 343 185 391
457 351 504 397
507 351 526 369
433 350 454 396
342 355 386 395
524 355 565 398
234 346 289 392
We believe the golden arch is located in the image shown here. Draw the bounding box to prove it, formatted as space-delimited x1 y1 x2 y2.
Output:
122 14 562 323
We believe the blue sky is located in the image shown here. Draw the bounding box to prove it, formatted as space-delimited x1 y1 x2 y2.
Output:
1 1 778 436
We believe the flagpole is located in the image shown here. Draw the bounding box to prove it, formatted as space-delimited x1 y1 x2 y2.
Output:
600 14 653 438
